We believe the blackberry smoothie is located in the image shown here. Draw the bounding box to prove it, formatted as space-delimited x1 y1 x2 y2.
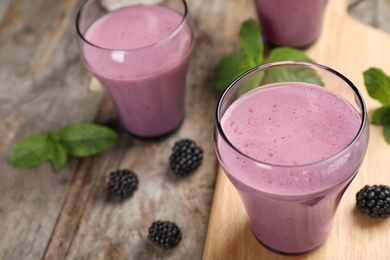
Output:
254 0 327 48
216 80 368 253
77 3 193 137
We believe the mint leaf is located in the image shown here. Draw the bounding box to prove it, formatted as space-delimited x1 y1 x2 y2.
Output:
384 124 390 144
239 19 263 64
59 123 118 157
213 20 317 91
266 47 314 63
9 133 51 169
47 133 67 171
9 123 118 171
372 106 390 125
363 68 390 145
237 71 264 97
264 47 323 86
214 52 254 91
264 66 323 86
363 68 390 105
214 19 264 91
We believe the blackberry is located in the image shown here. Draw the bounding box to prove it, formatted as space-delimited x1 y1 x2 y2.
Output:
169 139 203 176
356 185 390 218
147 220 182 250
108 169 138 198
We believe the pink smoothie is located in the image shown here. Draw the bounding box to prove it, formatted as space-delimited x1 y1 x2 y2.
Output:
254 0 327 48
218 83 367 253
81 5 193 137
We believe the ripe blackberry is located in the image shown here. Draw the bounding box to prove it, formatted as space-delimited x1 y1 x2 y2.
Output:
169 139 203 177
108 169 138 198
356 185 390 218
147 220 182 250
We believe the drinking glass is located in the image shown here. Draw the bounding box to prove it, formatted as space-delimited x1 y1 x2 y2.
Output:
254 0 328 48
214 61 369 254
76 0 194 137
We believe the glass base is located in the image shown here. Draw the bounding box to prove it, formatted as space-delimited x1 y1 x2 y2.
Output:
123 117 183 140
263 36 319 50
251 230 321 256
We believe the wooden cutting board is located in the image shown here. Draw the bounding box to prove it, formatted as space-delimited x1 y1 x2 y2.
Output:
203 0 390 259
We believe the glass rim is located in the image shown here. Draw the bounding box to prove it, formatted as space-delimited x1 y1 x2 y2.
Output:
75 0 190 52
215 60 368 168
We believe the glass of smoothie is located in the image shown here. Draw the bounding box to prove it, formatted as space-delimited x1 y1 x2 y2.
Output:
253 0 328 48
76 0 194 138
214 61 369 254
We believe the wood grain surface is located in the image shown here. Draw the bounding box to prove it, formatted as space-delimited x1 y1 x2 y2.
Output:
203 0 390 259
0 0 220 259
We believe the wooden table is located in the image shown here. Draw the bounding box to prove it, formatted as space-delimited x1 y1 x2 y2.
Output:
0 0 389 259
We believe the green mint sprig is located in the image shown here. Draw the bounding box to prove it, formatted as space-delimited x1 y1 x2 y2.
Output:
364 68 390 144
214 19 320 91
9 123 118 171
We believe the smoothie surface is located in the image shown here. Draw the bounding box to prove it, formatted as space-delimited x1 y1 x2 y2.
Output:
221 83 361 166
85 5 184 50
